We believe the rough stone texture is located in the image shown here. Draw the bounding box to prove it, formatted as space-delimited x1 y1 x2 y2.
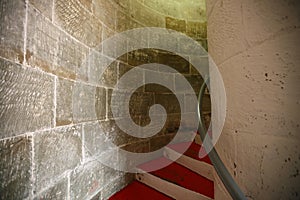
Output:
166 17 186 33
0 136 32 200
154 93 181 114
83 121 116 159
27 6 89 80
34 177 68 200
54 0 102 47
129 0 165 27
129 92 154 116
208 0 300 198
149 134 174 151
34 126 82 192
93 0 116 30
101 173 134 200
73 83 106 122
0 0 25 63
157 52 190 74
89 50 118 88
186 21 207 39
56 78 74 126
29 0 53 20
0 58 54 138
70 160 119 200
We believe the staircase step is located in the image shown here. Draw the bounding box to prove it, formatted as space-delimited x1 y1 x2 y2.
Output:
164 142 214 180
137 157 214 200
109 181 174 200
167 142 211 164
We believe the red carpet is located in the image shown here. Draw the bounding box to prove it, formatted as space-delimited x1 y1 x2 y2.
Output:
140 157 214 199
109 181 174 200
167 142 212 164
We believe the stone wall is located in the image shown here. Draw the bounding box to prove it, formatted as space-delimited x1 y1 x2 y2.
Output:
0 0 209 199
208 0 300 199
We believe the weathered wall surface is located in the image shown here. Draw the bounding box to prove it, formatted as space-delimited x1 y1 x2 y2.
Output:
208 0 300 199
0 0 209 199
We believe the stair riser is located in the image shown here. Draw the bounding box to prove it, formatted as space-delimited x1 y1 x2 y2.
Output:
164 147 215 181
136 171 212 200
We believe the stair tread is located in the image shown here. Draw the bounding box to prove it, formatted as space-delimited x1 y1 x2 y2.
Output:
167 142 212 165
109 181 174 200
139 157 214 199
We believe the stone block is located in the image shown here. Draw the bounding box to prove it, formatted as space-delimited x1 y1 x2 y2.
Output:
150 134 173 151
29 0 53 19
89 50 118 87
0 58 54 138
127 49 158 67
73 83 105 122
186 21 207 39
34 126 82 192
144 70 175 93
83 121 116 158
78 0 92 11
54 0 102 47
27 6 89 80
56 78 74 126
157 52 190 74
99 119 144 146
0 136 32 200
190 56 209 75
154 93 181 114
166 17 186 33
93 0 116 30
107 89 129 118
0 0 25 63
129 0 165 27
100 173 134 200
122 141 150 153
117 64 144 91
70 160 119 200
175 74 204 95
129 92 154 116
34 177 68 200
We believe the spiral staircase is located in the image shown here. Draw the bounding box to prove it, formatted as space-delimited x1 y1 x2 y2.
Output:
109 79 247 200
109 140 214 200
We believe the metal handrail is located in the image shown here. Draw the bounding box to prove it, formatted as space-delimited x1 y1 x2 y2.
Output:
197 77 247 200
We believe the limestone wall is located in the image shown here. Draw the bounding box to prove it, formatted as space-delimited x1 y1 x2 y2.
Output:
0 0 209 199
208 0 300 199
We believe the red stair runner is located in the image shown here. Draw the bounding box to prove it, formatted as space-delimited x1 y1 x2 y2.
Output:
109 181 174 200
139 157 214 199
167 142 212 164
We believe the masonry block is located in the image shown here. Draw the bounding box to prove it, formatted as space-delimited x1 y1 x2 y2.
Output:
0 0 25 63
101 173 134 200
0 58 54 138
175 74 204 95
29 0 53 20
166 17 186 33
73 83 106 122
70 160 119 200
34 177 68 200
157 51 190 74
89 50 118 87
150 134 174 151
154 93 181 114
54 0 102 47
129 92 154 116
0 136 32 200
27 6 89 80
83 121 115 158
186 21 207 39
93 0 116 30
34 126 82 192
56 78 74 126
